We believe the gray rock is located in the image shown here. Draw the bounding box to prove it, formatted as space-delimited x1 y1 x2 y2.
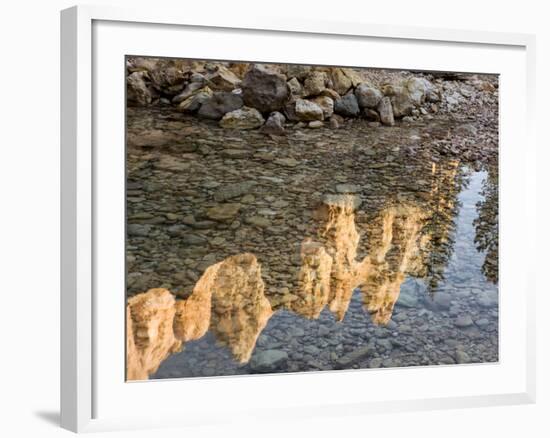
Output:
455 350 471 364
334 345 369 369
295 99 324 121
376 338 393 352
385 78 434 117
477 290 498 308
455 315 474 328
369 357 383 368
219 107 265 129
198 92 243 120
334 94 360 117
432 292 452 310
241 64 289 112
303 345 320 355
378 97 395 126
475 318 490 328
250 349 289 373
355 84 383 109
396 289 418 308
260 111 286 135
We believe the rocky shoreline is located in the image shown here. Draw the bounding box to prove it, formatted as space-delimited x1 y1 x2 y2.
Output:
127 57 498 144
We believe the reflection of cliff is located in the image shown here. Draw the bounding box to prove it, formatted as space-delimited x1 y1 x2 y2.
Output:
126 159 468 379
128 254 273 380
126 288 183 380
474 166 498 283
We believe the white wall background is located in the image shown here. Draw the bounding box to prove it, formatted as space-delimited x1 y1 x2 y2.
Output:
0 1 547 437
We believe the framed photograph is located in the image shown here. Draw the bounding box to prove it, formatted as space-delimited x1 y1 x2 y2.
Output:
61 5 536 433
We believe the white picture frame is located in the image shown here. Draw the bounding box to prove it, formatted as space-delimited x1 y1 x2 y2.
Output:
60 4 537 433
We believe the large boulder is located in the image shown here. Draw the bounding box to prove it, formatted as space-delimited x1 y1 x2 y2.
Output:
385 77 436 117
260 111 286 135
294 99 324 121
241 65 289 113
197 91 243 120
127 71 152 106
377 97 395 126
355 84 383 109
219 107 265 129
334 94 360 117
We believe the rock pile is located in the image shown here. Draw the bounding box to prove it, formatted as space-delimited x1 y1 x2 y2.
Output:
126 58 447 131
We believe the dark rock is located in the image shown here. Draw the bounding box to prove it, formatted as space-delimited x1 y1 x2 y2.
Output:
241 65 289 113
334 94 360 117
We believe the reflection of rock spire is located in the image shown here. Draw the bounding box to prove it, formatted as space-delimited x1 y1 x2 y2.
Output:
322 194 364 321
126 288 183 381
174 253 273 363
290 240 333 319
360 205 426 325
474 165 498 283
209 254 273 363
